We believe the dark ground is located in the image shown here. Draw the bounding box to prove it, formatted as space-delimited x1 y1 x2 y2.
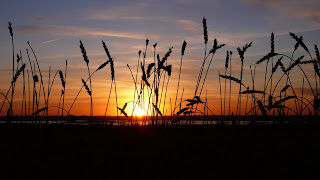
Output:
0 123 319 179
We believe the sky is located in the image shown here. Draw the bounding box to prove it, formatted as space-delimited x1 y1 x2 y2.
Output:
0 0 320 116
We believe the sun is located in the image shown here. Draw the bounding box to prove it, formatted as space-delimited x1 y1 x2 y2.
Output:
134 107 145 117
132 102 148 117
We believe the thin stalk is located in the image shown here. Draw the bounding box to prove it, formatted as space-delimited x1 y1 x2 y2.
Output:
26 49 35 115
33 62 39 115
219 72 222 117
67 67 100 114
195 52 215 113
20 50 26 116
47 66 51 116
236 57 244 116
162 70 171 123
104 80 113 120
112 60 119 125
249 65 256 116
153 45 156 121
159 69 166 115
229 52 232 116
174 43 185 113
28 41 47 114
87 64 93 118
0 85 13 114
195 43 207 96
134 52 141 113
62 60 67 117
28 70 30 116
263 59 269 112
301 78 304 115
224 65 227 116
245 90 249 118
57 91 63 116
127 64 139 118
10 23 14 115
205 90 208 124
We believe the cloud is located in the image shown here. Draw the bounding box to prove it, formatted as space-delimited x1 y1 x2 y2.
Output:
85 2 283 46
244 0 320 24
42 37 63 44
88 2 166 21
33 16 51 22
15 25 162 40
176 19 201 32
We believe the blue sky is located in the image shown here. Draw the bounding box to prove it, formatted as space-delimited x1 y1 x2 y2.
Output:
0 0 320 115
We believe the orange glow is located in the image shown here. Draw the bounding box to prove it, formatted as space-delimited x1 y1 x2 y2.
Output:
133 105 145 117
131 101 148 117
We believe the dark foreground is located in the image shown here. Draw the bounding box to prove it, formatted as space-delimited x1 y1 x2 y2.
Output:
0 123 319 179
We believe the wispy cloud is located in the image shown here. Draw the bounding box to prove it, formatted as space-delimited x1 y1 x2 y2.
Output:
42 37 63 44
244 0 320 24
33 15 51 22
88 3 163 21
16 25 162 39
176 19 201 32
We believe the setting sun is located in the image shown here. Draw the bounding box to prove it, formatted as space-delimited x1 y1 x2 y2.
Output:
133 106 145 117
133 103 151 117
125 101 149 117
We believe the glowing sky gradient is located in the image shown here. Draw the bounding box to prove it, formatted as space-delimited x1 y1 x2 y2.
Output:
1 0 320 116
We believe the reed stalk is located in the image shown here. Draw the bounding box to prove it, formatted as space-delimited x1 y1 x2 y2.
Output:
174 41 186 113
229 51 233 116
28 41 47 115
62 60 67 117
219 72 222 117
9 22 14 115
224 51 229 116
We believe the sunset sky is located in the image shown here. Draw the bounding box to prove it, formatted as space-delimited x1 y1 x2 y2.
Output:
0 0 320 116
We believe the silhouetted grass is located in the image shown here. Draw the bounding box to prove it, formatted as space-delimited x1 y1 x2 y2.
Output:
1 18 320 126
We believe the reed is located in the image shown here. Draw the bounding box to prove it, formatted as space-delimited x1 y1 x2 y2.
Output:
229 51 233 116
219 75 246 88
8 22 14 115
174 41 186 113
194 17 209 96
162 61 171 120
2 18 320 125
192 39 225 117
219 72 222 117
20 51 27 116
236 42 252 116
102 40 119 124
112 58 119 125
80 40 93 119
28 41 47 115
46 69 64 115
223 51 229 116
48 66 51 116
199 39 225 98
62 60 67 117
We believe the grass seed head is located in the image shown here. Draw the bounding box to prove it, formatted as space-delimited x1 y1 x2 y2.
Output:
202 17 208 44
271 32 275 53
82 78 91 96
8 22 13 37
102 40 112 60
225 51 229 69
12 64 26 84
80 40 89 66
181 40 187 56
59 70 65 88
